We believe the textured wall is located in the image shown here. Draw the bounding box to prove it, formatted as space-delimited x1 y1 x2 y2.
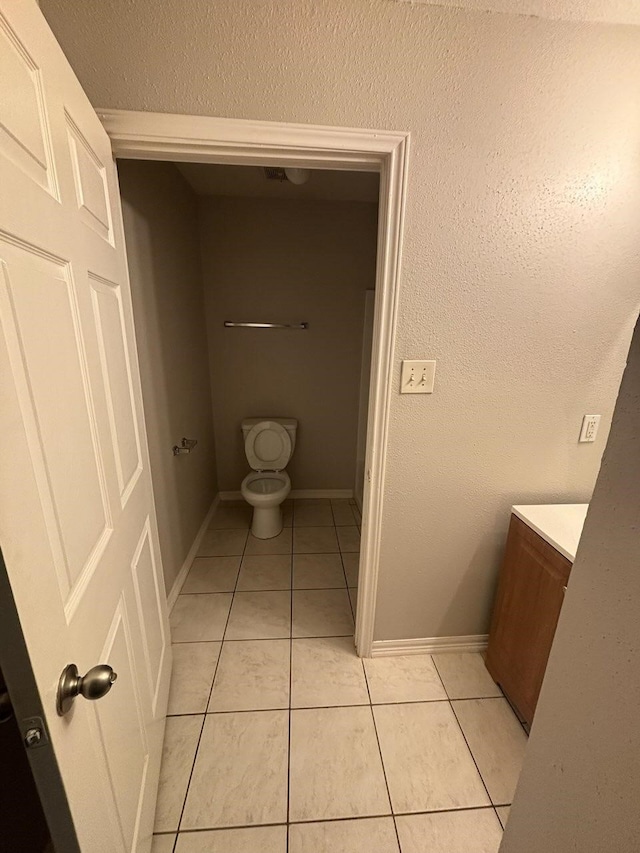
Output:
42 0 640 640
119 160 217 594
199 196 378 492
501 318 640 852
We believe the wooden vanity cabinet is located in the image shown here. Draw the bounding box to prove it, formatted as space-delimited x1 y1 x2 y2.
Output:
485 514 572 726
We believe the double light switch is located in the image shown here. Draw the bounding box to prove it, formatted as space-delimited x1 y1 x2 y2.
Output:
401 360 436 394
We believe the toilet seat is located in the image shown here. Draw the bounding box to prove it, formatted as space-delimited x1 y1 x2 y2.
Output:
245 421 292 471
241 470 291 505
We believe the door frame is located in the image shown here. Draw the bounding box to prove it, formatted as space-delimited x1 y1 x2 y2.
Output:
100 109 410 657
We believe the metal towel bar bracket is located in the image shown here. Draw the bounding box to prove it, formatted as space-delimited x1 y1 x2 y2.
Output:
173 437 198 456
223 321 308 329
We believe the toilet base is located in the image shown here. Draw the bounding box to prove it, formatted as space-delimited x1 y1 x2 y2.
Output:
251 505 283 539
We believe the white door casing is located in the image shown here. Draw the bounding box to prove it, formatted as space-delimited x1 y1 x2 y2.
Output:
0 3 171 852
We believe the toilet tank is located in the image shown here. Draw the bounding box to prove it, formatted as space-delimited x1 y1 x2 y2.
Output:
241 418 298 452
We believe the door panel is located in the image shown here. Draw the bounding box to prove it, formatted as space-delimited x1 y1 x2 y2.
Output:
0 3 170 851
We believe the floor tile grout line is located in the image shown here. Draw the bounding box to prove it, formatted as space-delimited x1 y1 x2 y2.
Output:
157 802 505 838
172 527 251 848
360 655 403 852
448 697 497 812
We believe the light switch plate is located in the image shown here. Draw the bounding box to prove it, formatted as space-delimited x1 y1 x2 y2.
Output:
401 360 436 394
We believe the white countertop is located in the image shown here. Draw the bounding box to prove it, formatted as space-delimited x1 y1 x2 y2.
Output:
511 503 589 562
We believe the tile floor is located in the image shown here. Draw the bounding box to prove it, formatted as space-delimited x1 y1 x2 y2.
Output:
153 498 526 852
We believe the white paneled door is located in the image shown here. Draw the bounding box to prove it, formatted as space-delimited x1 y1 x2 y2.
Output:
0 3 171 851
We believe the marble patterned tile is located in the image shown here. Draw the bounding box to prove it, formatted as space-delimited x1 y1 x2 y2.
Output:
208 505 252 529
395 809 503 853
293 502 334 526
208 639 290 711
451 698 528 805
496 806 511 828
181 557 240 594
170 594 232 642
291 636 368 707
363 654 447 704
225 591 291 640
154 715 202 832
336 526 360 553
151 835 176 853
341 553 360 587
293 526 339 554
292 589 354 638
289 817 399 853
181 710 289 829
289 706 391 821
197 528 248 557
293 553 346 589
167 642 221 715
236 554 291 591
244 528 292 555
432 653 503 700
176 826 287 853
331 502 357 526
373 702 490 813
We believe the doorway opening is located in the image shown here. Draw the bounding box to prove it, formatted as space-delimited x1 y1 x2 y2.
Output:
103 110 410 657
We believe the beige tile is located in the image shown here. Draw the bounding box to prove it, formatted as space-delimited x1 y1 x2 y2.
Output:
168 642 221 715
151 835 176 853
170 594 232 642
208 640 290 711
496 805 511 828
353 506 362 526
331 502 357 526
292 589 354 637
348 587 358 615
282 501 293 527
176 826 287 853
364 654 447 704
293 526 339 554
432 653 503 700
226 591 291 639
197 528 248 557
452 698 528 805
289 706 391 821
237 554 291 591
208 505 252 529
181 710 288 829
245 528 292 555
341 553 360 586
154 715 202 832
289 817 399 853
291 636 368 707
295 498 331 505
337 526 360 552
294 502 334 526
373 702 490 813
395 809 503 853
181 557 240 594
293 553 345 589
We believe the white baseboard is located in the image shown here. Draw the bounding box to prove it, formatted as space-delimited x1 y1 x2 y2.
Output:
219 488 353 502
166 493 220 611
370 634 489 657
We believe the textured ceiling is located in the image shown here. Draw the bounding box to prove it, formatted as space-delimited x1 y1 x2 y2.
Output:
394 0 640 25
175 163 380 203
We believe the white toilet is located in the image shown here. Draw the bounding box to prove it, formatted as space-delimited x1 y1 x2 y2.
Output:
240 417 297 539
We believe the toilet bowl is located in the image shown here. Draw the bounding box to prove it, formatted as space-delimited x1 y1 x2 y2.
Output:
240 418 297 539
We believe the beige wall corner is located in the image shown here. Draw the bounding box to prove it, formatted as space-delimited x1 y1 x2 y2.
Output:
119 160 217 593
502 316 640 851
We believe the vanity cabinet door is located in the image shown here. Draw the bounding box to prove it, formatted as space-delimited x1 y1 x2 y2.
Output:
485 515 571 726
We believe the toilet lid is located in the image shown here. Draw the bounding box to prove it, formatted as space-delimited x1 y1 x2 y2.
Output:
245 421 292 471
